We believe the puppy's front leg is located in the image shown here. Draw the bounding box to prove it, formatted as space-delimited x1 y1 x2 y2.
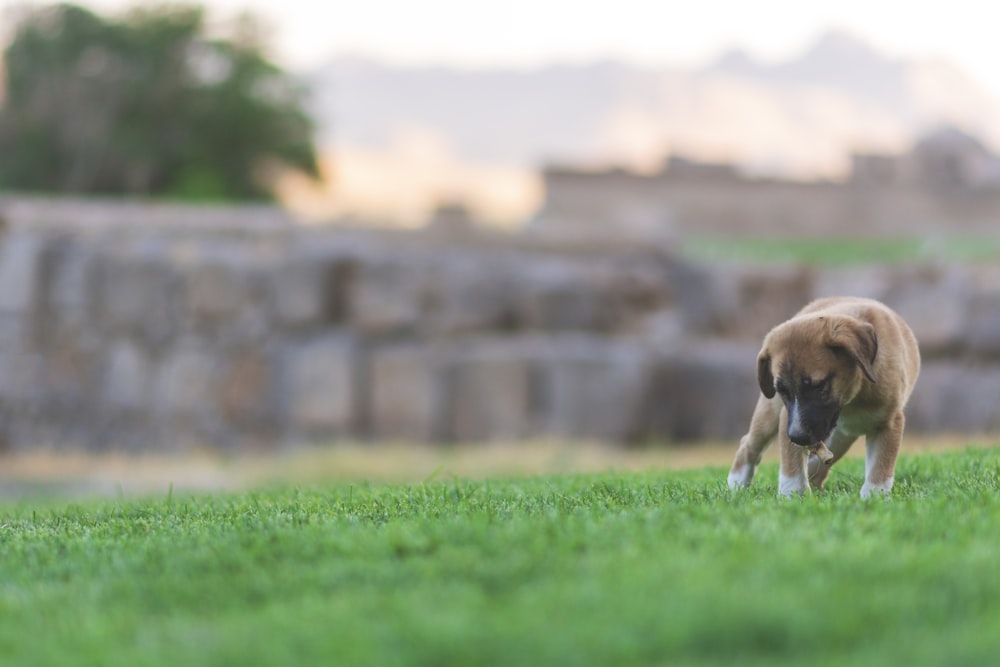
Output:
728 395 780 490
778 408 810 497
861 412 905 498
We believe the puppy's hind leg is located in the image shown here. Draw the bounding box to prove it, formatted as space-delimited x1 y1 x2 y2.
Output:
728 395 780 490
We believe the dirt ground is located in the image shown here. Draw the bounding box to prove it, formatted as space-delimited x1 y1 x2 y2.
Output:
0 436 995 500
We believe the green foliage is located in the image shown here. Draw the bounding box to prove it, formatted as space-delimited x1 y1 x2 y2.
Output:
1 447 999 666
0 3 318 201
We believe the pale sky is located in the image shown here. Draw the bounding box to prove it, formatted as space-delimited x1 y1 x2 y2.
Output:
2 0 1000 99
3 0 999 222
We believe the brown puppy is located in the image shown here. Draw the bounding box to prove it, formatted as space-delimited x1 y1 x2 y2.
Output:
728 297 920 498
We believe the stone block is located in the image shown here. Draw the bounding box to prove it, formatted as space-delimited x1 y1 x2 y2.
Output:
348 257 428 336
514 261 617 332
735 265 815 341
152 343 217 421
282 334 363 435
444 340 539 442
427 259 519 335
642 341 759 441
0 350 45 403
41 333 101 405
536 337 650 442
103 340 152 412
45 242 99 335
185 259 250 324
270 255 352 329
96 251 181 346
963 291 1000 359
905 361 1000 434
369 344 446 441
669 261 740 337
0 232 44 314
0 314 28 350
216 345 278 426
881 265 969 356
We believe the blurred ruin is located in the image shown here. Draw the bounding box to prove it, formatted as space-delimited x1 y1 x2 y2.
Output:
1 6 1000 470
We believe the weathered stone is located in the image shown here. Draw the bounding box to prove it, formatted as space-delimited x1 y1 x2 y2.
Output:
152 343 217 421
0 232 44 314
515 261 617 332
2 212 1000 452
103 341 152 412
444 340 539 442
735 265 815 341
963 290 1000 358
672 262 806 341
0 350 45 403
0 314 28 350
282 334 363 435
185 259 250 324
877 265 968 356
906 361 1000 433
669 261 740 337
348 257 428 336
642 342 759 441
270 255 352 329
96 250 181 345
537 337 649 441
369 344 445 441
427 259 518 335
45 242 98 335
42 334 101 405
216 345 278 426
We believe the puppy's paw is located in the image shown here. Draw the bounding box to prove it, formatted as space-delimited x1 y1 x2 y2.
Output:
727 464 756 490
778 472 809 498
860 478 893 499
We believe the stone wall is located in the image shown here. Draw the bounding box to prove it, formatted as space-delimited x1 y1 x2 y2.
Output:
1 200 999 452
535 169 1000 237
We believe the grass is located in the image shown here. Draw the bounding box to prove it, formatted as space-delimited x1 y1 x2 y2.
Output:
681 234 1000 265
1 446 999 666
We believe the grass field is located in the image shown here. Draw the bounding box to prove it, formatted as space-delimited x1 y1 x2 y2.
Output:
2 447 999 666
681 234 1000 265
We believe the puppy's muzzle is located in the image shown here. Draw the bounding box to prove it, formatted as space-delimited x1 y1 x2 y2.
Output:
786 400 839 447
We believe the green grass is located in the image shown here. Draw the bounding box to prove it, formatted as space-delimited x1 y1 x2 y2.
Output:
681 234 1000 265
2 447 1000 666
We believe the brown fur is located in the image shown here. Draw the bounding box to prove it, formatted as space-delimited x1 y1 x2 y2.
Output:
728 297 920 497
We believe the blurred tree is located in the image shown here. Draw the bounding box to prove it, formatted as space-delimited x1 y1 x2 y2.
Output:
0 3 319 200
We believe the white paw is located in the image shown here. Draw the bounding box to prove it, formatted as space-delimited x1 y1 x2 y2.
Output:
860 477 893 499
778 472 809 497
728 464 755 490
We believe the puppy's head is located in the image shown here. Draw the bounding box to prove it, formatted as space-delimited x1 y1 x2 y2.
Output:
756 314 878 447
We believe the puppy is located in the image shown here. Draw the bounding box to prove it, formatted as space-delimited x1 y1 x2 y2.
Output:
728 297 920 498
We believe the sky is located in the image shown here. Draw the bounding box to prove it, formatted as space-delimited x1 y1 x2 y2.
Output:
2 0 1000 99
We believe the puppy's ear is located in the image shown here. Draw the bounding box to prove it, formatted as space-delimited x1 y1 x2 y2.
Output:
832 319 878 384
757 348 776 398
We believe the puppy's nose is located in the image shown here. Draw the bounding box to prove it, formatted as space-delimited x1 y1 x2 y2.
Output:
787 427 812 447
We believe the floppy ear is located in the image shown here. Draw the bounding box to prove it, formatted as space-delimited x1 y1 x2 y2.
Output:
832 319 878 384
757 348 775 398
